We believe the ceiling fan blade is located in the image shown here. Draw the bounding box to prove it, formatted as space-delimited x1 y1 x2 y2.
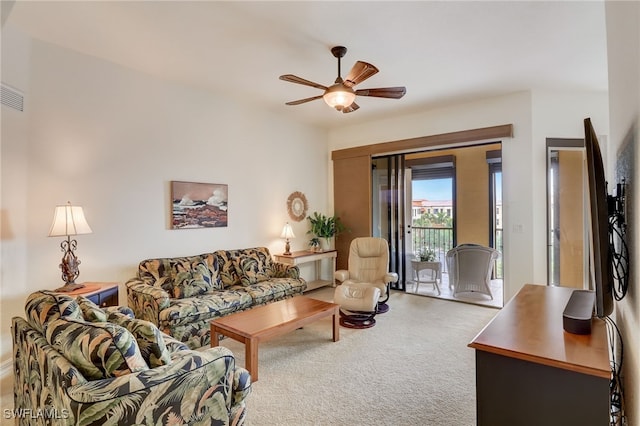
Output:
355 87 407 99
285 95 324 106
279 74 328 91
342 102 360 114
343 61 379 87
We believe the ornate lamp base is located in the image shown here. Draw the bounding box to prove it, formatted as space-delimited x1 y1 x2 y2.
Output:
55 236 85 292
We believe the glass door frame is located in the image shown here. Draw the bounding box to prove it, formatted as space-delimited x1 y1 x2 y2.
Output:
372 155 407 291
546 138 588 288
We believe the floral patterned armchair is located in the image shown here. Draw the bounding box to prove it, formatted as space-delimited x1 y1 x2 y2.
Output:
12 290 251 425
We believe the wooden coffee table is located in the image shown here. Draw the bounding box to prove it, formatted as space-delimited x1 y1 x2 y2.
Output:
210 296 340 381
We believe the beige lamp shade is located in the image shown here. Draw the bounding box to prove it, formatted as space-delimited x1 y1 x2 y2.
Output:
280 222 295 255
48 203 92 237
280 222 296 239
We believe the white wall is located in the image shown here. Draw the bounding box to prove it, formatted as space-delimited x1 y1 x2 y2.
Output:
606 2 639 424
328 90 609 303
0 25 328 402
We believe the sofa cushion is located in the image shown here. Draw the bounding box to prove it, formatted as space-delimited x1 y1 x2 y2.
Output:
139 255 223 298
202 253 224 290
77 295 108 322
109 313 172 368
215 247 274 287
45 317 148 380
214 249 243 287
271 277 308 295
162 333 190 353
228 281 287 305
234 255 272 286
159 289 253 329
24 290 83 332
172 258 217 299
138 258 175 295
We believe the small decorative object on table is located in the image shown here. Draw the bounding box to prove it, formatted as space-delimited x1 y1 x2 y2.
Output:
308 237 321 252
416 246 437 262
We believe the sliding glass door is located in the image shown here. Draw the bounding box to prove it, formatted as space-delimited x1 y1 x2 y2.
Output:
372 143 503 299
408 156 456 275
372 155 407 290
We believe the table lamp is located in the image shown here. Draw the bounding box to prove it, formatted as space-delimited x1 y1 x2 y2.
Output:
48 202 93 292
280 222 295 255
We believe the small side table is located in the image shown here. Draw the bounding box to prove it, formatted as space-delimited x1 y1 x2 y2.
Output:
410 260 441 295
273 250 337 292
55 282 119 307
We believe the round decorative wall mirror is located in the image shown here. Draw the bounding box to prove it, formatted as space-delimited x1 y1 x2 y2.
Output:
287 191 308 222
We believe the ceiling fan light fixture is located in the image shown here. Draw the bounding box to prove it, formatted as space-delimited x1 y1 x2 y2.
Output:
322 84 356 110
280 45 405 113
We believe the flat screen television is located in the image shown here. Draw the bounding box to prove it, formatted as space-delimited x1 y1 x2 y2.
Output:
584 117 614 318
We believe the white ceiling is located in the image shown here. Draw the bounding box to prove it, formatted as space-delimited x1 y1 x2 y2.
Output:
4 1 608 130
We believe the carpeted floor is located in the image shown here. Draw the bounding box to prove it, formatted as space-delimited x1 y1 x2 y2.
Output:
409 274 504 309
218 287 498 425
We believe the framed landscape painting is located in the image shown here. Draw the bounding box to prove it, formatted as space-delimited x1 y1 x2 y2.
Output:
171 181 228 229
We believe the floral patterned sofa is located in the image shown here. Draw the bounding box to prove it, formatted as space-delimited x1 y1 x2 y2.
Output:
12 290 251 426
126 246 307 349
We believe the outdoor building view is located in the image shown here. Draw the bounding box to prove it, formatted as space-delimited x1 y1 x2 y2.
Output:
411 178 454 269
411 174 503 279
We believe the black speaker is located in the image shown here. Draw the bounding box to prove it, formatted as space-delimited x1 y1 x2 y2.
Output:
562 290 595 335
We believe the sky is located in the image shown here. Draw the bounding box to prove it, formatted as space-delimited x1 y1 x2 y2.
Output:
412 174 502 201
412 178 452 201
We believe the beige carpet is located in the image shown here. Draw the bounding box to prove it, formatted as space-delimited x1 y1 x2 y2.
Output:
218 287 498 425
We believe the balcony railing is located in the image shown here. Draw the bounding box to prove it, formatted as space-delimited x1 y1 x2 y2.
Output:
494 228 503 279
411 226 503 279
411 226 454 273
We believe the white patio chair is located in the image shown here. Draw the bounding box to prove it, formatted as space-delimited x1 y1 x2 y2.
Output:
446 244 499 299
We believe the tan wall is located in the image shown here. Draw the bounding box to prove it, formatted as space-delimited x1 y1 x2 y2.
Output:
406 143 501 246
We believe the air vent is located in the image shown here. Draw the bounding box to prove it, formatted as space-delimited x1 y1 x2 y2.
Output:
1 83 24 111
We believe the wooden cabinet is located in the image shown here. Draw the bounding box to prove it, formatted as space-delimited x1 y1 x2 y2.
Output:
56 282 119 307
469 284 610 426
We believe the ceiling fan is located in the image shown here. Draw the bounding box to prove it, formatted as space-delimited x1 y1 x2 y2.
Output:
279 46 406 113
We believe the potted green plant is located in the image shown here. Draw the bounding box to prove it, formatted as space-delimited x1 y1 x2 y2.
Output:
308 237 321 252
416 246 437 262
307 212 346 251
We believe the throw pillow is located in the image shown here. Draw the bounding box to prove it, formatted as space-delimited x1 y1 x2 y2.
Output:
202 253 224 290
109 313 172 368
46 317 148 380
77 295 108 322
214 250 242 287
24 291 83 332
234 255 271 286
138 258 175 295
172 259 216 298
